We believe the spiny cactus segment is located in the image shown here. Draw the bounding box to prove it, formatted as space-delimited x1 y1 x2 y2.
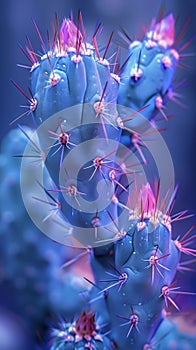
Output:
6 9 196 350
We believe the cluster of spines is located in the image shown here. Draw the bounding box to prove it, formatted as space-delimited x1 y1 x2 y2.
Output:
49 311 112 350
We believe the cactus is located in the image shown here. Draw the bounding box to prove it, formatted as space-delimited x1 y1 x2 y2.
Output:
118 14 179 124
117 14 180 150
21 14 122 247
6 9 196 350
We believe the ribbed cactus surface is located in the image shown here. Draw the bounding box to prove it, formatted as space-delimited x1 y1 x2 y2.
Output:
6 10 196 350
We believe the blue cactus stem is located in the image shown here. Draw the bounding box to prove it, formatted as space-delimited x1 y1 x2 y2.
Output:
90 184 181 349
9 10 195 350
28 16 125 247
117 13 179 153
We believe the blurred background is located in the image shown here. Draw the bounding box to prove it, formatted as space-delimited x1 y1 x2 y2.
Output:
0 0 195 348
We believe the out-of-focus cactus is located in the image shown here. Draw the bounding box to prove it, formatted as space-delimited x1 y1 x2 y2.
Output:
8 10 196 350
